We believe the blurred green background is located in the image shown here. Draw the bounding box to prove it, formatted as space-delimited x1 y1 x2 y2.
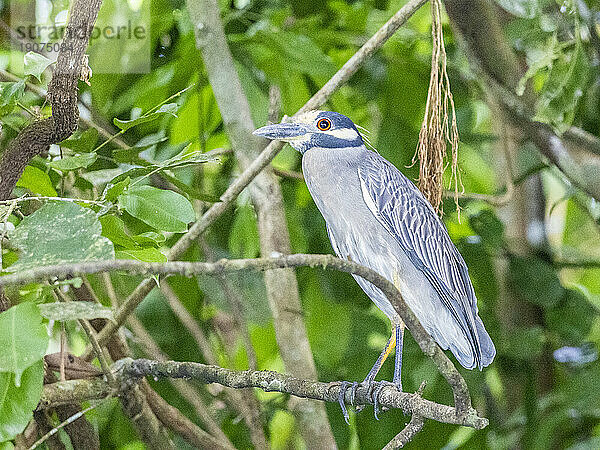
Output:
2 0 600 448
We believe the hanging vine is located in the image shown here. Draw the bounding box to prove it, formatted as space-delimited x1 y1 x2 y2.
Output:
413 0 462 217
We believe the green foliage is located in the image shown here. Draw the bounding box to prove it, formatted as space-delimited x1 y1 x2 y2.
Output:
6 202 115 272
0 81 25 116
117 185 195 233
15 166 57 197
0 303 48 386
113 103 179 131
495 0 539 18
48 152 98 171
508 255 566 307
0 361 44 442
116 247 168 262
534 40 589 132
59 129 100 153
545 289 596 343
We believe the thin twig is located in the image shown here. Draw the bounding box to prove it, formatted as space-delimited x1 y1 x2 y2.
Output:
0 195 105 206
29 398 109 450
382 415 426 449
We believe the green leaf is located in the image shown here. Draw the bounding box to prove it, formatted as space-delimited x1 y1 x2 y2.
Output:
535 42 589 132
112 134 168 163
15 165 57 197
131 231 165 247
516 37 562 96
104 178 131 203
6 202 114 272
100 214 137 249
545 289 598 343
113 103 178 131
48 152 98 171
155 103 178 115
0 80 25 116
23 52 53 81
117 185 195 232
249 30 336 79
38 302 115 322
59 128 99 153
495 0 539 18
116 247 167 263
508 256 566 308
0 361 44 442
0 303 48 386
108 148 218 186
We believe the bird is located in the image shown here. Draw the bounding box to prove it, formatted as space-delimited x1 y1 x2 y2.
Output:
253 110 495 421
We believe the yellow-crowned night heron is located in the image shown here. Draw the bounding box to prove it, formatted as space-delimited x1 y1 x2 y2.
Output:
254 111 495 421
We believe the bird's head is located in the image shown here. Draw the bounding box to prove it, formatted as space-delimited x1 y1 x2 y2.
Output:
253 110 364 154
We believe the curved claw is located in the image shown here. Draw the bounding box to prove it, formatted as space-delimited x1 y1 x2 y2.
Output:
372 382 388 419
372 381 398 420
338 381 351 425
356 380 375 413
349 381 359 406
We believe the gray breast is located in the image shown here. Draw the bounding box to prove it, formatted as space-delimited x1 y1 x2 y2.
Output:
302 146 402 319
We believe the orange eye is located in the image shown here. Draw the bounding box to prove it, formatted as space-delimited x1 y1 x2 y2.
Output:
316 118 332 131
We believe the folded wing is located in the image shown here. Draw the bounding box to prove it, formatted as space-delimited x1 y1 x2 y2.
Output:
357 152 495 368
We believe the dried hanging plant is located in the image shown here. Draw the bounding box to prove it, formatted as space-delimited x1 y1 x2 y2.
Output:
413 0 462 217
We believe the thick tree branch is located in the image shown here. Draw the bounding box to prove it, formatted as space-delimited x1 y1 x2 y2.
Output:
2 254 474 417
0 0 102 200
40 358 487 430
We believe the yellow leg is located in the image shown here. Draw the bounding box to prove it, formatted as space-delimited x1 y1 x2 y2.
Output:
363 271 404 384
363 328 396 383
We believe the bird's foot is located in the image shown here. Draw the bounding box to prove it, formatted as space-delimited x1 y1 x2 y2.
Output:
338 381 352 425
366 380 401 419
349 381 360 406
338 381 361 424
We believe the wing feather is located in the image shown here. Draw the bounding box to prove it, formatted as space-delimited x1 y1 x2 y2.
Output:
357 152 484 366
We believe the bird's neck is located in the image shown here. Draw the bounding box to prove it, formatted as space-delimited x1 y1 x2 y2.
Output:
301 144 368 186
302 143 368 162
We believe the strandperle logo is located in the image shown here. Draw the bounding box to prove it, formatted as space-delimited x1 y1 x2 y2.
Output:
9 0 151 74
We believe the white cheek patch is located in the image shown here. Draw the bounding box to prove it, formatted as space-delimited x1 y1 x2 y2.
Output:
326 127 360 140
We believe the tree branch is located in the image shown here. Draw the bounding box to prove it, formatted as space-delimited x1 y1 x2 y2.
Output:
445 0 600 202
2 254 475 417
382 415 426 450
40 358 487 430
0 0 103 201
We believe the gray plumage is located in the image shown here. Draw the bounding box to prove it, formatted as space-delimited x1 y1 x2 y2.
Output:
254 110 495 376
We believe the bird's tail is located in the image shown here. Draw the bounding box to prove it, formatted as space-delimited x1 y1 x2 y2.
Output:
475 316 496 368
